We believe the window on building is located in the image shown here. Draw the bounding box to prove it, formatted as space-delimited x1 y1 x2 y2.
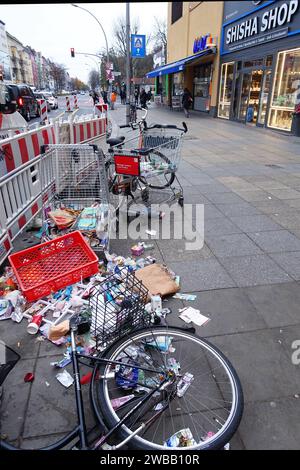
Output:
218 62 234 119
268 48 300 131
171 2 183 24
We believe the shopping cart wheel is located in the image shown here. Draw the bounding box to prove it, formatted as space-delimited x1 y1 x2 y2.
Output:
178 196 184 207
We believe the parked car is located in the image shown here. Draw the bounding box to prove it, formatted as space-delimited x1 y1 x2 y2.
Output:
34 92 51 113
6 84 39 121
80 90 85 95
42 91 58 110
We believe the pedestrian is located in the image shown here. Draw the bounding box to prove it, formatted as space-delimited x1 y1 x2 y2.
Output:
140 88 147 109
101 90 108 104
92 90 99 105
120 89 126 105
110 90 117 110
182 88 193 118
134 88 139 106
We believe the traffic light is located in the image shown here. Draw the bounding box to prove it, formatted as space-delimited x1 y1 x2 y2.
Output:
71 48 75 58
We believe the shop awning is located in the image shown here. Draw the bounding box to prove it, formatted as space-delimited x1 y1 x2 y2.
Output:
146 47 216 78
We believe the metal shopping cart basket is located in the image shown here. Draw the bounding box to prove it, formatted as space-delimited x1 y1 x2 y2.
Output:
40 144 113 256
89 267 151 349
110 124 186 208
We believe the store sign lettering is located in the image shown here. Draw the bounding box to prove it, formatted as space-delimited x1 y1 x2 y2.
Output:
193 35 209 53
226 0 299 45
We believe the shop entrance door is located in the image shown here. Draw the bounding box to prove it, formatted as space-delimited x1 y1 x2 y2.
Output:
237 70 263 124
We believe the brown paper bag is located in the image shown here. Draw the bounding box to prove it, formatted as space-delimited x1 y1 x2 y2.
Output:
135 264 179 299
48 320 70 341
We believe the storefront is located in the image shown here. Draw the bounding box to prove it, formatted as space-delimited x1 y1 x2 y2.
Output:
147 45 217 113
218 0 300 132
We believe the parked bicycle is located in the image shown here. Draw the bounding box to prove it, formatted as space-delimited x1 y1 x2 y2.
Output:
104 106 187 210
0 270 244 450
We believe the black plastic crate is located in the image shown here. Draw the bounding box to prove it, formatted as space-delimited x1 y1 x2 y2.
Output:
89 268 151 348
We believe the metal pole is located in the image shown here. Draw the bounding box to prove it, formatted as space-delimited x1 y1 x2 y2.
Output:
126 2 131 125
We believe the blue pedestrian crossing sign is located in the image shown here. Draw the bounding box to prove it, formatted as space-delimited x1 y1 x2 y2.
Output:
131 34 146 58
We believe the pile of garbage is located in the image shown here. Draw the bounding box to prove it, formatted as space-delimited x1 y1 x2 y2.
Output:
30 200 110 252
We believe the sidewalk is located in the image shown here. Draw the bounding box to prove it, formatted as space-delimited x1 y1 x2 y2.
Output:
1 101 300 450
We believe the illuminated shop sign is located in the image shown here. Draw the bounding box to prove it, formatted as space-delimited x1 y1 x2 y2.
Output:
193 34 217 53
222 0 300 54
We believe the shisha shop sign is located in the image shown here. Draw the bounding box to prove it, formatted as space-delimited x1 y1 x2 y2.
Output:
225 0 299 49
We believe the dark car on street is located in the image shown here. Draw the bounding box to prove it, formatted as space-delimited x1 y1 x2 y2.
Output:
6 84 39 121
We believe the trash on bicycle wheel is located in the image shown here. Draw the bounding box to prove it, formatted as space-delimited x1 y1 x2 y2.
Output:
40 144 112 254
89 268 151 348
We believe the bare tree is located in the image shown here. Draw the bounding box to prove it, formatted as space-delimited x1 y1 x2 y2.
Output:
112 16 140 57
152 17 167 61
49 62 68 92
88 69 100 90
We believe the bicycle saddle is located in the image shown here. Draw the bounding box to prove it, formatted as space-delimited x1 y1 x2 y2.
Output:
107 136 125 146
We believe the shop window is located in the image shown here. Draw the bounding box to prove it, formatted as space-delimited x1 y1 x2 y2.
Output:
171 2 183 24
218 62 234 119
268 48 300 131
243 59 264 68
266 55 273 67
172 72 184 96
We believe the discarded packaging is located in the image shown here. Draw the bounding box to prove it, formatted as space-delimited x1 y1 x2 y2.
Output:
56 370 74 388
151 295 162 312
27 314 43 335
176 372 194 397
173 293 197 301
111 394 135 410
165 428 196 448
145 229 157 237
178 307 210 327
49 320 70 341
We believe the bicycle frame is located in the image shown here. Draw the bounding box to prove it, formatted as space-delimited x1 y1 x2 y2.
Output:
0 325 173 451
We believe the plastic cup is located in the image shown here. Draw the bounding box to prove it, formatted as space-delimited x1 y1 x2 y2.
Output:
27 314 43 335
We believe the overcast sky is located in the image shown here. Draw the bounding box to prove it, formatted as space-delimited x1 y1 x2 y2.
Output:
1 2 167 83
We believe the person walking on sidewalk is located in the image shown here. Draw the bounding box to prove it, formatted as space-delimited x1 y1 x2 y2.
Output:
140 88 148 109
110 90 117 110
182 88 193 118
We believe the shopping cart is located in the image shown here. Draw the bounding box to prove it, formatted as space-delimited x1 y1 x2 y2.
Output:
109 123 187 208
40 144 112 255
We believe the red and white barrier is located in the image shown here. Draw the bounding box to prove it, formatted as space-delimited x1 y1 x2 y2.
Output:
73 95 78 109
0 233 12 266
66 96 71 112
39 99 48 123
95 103 108 114
71 116 106 144
0 124 56 176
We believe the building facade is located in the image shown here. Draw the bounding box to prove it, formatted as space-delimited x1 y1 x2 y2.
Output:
147 2 224 115
218 0 300 132
0 21 12 82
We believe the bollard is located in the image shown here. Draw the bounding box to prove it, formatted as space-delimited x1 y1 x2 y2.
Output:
73 94 79 109
65 96 71 112
39 99 48 124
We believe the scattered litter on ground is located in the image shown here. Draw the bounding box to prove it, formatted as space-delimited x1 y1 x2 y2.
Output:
173 293 197 301
24 373 35 383
178 307 210 327
145 229 157 237
56 370 74 388
164 428 196 448
45 381 50 387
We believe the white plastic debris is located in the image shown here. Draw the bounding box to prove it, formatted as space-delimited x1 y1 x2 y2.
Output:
178 307 210 326
56 370 74 388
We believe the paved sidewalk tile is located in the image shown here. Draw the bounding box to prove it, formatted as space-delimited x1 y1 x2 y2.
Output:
248 230 300 253
245 282 300 327
238 398 300 450
210 329 300 403
229 215 283 233
268 252 300 281
204 217 242 236
205 233 263 258
220 255 291 287
217 202 262 217
168 258 236 292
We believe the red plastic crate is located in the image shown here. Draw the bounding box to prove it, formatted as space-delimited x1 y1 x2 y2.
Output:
114 154 140 176
9 231 99 302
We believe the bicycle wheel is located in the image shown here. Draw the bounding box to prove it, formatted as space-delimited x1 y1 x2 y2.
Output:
91 326 243 450
139 150 175 189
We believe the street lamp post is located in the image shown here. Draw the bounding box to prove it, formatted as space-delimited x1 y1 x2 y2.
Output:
126 2 131 125
71 4 112 96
